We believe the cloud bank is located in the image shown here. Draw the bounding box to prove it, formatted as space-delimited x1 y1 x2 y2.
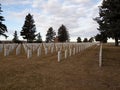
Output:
1 0 102 41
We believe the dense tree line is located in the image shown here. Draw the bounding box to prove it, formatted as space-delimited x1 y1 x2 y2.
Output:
77 37 94 43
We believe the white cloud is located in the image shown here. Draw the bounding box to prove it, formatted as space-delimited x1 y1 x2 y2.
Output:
63 0 90 5
0 0 32 5
70 0 90 3
1 0 103 41
32 0 45 8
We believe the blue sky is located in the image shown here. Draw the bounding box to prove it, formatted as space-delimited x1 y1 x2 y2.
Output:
0 0 102 41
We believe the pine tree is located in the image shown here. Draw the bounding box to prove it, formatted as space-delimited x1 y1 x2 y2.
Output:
77 37 82 43
12 31 20 43
36 32 42 43
46 27 56 43
95 33 107 43
21 13 36 43
58 24 69 42
0 4 8 38
88 37 94 42
94 0 120 46
83 38 88 42
95 34 101 42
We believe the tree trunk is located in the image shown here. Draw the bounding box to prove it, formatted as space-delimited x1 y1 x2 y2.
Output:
115 37 119 46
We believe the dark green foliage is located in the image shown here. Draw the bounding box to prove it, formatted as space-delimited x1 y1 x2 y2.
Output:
12 31 21 43
58 24 69 42
46 27 56 43
94 0 120 46
12 31 18 42
21 13 36 43
0 4 8 38
36 32 42 43
88 37 94 42
77 37 82 43
95 33 107 43
83 38 88 42
95 34 101 41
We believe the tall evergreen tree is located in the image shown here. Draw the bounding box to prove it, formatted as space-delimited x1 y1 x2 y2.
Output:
58 24 69 42
0 4 8 38
21 13 36 42
77 37 82 43
36 32 42 43
94 0 120 46
46 27 56 43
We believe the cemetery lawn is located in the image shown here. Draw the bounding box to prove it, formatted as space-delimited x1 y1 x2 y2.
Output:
0 44 120 90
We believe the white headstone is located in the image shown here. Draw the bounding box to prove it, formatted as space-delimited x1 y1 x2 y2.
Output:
58 51 61 62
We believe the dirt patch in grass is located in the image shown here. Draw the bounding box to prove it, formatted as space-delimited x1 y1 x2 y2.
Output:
0 44 120 90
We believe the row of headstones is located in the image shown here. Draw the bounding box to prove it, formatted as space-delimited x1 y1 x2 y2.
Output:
0 43 41 58
23 43 59 59
0 43 55 55
57 43 96 62
0 43 96 60
22 43 96 59
0 44 18 56
0 44 22 56
23 43 42 58
1 43 102 67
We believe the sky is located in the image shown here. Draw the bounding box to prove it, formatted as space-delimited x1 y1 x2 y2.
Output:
0 0 103 41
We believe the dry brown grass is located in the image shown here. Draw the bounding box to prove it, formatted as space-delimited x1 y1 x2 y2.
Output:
0 44 120 90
